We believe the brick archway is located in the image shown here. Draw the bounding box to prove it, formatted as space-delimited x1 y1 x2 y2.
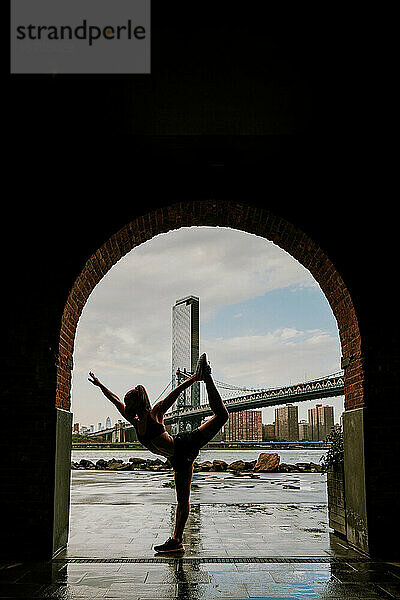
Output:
56 199 363 414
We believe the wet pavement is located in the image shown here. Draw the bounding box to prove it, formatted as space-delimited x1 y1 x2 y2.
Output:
2 470 399 599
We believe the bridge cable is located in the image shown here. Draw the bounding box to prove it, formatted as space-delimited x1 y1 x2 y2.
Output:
154 378 175 402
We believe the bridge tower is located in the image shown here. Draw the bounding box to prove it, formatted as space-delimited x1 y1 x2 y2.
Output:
171 295 200 432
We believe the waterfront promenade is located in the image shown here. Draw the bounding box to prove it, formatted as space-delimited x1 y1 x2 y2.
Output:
2 465 399 599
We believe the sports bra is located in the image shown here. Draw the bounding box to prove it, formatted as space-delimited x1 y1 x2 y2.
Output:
133 412 166 444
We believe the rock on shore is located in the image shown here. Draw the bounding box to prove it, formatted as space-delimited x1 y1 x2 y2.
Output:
254 453 280 472
71 453 325 473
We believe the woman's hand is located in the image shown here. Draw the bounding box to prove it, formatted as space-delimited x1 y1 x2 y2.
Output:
88 371 101 386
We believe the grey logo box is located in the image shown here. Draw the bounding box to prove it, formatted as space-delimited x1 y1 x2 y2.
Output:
11 0 150 74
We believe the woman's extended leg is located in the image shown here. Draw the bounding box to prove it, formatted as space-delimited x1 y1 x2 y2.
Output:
198 373 229 444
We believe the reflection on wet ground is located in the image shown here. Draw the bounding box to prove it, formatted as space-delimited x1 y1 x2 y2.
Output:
2 470 399 599
70 470 329 505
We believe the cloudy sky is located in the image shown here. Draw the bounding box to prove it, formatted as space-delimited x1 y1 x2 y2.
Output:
71 226 344 428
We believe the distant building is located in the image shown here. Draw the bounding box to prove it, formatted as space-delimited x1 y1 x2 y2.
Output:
171 296 200 411
112 421 126 443
308 404 334 440
262 423 276 440
223 410 262 441
274 404 299 441
298 420 311 441
90 424 94 433
105 416 112 429
125 426 138 442
98 422 102 431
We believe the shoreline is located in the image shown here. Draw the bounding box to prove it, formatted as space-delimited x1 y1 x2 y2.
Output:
72 454 326 474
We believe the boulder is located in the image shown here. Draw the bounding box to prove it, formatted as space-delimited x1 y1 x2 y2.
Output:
199 461 213 471
95 459 108 470
253 453 280 472
295 462 312 472
108 462 130 470
79 459 95 469
118 463 133 471
212 460 228 471
244 460 257 470
146 458 163 468
310 462 324 473
107 459 123 468
106 462 119 470
227 460 246 472
279 463 295 472
129 457 147 467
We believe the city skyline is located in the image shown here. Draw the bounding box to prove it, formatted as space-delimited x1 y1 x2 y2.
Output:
74 401 337 443
71 227 344 426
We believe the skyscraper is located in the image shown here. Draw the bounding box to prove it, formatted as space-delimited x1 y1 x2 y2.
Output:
308 404 334 441
262 424 276 440
298 420 311 441
274 404 299 441
105 416 112 429
171 295 200 410
223 410 262 441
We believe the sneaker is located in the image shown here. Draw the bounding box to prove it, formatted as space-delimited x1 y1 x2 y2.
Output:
153 537 184 553
194 353 211 381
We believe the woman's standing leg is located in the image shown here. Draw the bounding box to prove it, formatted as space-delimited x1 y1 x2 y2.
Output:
173 465 193 543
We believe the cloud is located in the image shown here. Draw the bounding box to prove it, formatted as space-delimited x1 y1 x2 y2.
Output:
81 226 317 323
204 328 341 389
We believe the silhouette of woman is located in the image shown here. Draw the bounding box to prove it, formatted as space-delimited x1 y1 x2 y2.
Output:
88 353 228 552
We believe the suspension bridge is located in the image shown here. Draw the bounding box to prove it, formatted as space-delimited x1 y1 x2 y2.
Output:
164 371 344 429
89 371 344 439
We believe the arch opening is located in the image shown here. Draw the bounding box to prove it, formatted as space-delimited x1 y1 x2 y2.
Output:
54 200 365 557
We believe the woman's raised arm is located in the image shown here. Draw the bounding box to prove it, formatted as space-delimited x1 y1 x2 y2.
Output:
88 371 126 419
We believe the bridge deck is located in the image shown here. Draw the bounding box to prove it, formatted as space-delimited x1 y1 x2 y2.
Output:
87 373 344 437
